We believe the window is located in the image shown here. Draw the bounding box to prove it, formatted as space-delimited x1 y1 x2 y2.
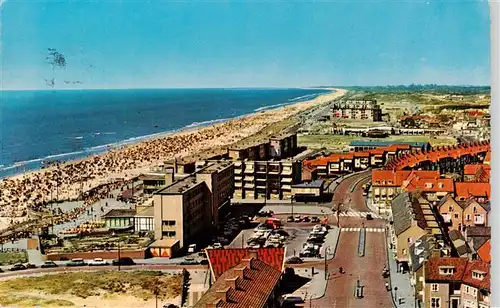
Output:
449 206 453 212
454 213 459 219
473 207 477 213
402 249 407 255
472 271 485 280
162 231 176 237
431 297 441 308
431 284 439 292
466 214 471 221
439 267 456 275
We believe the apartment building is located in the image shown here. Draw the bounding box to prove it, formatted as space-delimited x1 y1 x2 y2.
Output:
140 172 174 195
152 162 234 255
228 132 298 161
233 160 301 200
423 257 490 308
331 100 382 121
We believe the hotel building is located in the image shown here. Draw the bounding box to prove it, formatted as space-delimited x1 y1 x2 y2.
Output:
331 100 382 121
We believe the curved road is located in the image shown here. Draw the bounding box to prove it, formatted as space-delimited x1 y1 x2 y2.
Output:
310 171 393 308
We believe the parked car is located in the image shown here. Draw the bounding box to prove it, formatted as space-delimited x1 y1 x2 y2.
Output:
26 263 37 269
112 257 135 266
366 214 373 220
302 216 311 222
187 244 197 253
280 295 304 305
286 256 304 264
41 261 58 268
287 216 294 222
9 264 27 271
88 258 109 266
180 258 199 265
67 258 87 267
311 216 320 223
200 259 209 265
294 216 302 222
212 243 223 249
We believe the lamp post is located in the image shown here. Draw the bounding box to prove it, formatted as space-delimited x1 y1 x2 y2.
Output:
117 241 121 271
324 246 331 280
394 286 398 303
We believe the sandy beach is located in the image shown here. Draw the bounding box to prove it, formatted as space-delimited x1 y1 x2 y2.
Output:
0 88 346 231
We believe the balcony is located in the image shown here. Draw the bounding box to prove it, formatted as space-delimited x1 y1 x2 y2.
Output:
234 168 242 174
235 182 242 188
244 169 255 174
244 183 255 189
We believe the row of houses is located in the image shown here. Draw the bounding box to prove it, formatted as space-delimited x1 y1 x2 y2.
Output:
389 191 491 308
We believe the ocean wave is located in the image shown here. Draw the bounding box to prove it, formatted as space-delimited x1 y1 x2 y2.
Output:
184 118 231 129
254 102 290 112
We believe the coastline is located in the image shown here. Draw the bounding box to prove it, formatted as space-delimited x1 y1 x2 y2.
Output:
0 88 347 230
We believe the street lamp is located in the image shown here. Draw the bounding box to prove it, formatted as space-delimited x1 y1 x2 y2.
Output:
324 246 331 280
394 286 398 303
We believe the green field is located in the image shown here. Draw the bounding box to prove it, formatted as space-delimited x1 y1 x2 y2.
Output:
0 251 28 265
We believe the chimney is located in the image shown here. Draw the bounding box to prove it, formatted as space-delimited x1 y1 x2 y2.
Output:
225 276 239 290
207 299 222 308
234 266 247 279
216 287 230 303
241 257 255 269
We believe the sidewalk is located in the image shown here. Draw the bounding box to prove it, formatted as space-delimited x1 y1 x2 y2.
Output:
385 224 415 308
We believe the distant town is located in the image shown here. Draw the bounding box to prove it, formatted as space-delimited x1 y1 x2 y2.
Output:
0 86 491 308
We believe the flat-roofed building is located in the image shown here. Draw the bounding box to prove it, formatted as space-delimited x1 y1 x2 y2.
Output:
233 159 301 200
140 172 174 195
269 132 298 159
292 180 325 202
331 100 382 121
153 162 234 254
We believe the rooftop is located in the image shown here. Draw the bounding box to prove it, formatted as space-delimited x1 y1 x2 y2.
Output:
425 257 468 282
102 209 137 218
135 206 154 217
292 179 325 189
206 248 285 280
155 174 203 195
455 182 490 199
349 140 428 147
194 258 282 308
198 161 234 174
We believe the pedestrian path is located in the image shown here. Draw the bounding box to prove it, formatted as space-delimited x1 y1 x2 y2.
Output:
338 211 383 219
340 227 385 233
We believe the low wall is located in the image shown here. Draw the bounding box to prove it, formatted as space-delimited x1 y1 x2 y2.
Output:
46 249 146 261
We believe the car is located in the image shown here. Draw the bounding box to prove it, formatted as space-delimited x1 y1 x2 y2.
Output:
180 258 199 265
9 264 27 271
294 216 302 222
302 216 311 222
66 258 87 267
112 257 136 266
280 295 304 305
26 263 37 269
88 258 109 266
187 244 197 253
212 243 223 249
366 214 373 220
287 216 294 222
41 261 58 268
198 251 207 258
286 257 304 264
311 216 320 223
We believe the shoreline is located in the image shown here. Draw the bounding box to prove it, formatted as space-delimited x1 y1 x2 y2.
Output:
0 88 330 179
0 88 347 230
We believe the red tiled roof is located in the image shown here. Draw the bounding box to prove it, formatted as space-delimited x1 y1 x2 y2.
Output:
462 260 490 291
484 151 491 164
194 258 282 308
403 178 454 193
455 182 490 199
206 248 285 279
464 164 491 175
476 240 491 264
384 142 490 171
425 257 468 282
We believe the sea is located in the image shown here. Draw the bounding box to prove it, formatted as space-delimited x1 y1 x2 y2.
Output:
0 88 331 178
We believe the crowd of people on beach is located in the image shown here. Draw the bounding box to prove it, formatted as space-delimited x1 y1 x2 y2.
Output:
0 93 336 234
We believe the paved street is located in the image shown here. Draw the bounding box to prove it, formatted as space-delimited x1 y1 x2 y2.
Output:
310 171 393 308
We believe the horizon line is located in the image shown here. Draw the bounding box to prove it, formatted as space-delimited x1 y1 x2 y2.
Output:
0 84 491 91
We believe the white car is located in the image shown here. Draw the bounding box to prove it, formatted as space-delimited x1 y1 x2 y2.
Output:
280 295 304 305
188 244 197 253
88 258 108 266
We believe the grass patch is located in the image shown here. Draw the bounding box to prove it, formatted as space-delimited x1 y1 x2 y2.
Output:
0 251 28 265
0 294 74 306
0 270 183 301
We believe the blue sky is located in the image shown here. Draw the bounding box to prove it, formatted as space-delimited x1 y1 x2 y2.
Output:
1 0 491 89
